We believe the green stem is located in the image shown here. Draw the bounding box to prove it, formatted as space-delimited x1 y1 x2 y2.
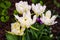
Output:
22 35 25 40
30 26 39 31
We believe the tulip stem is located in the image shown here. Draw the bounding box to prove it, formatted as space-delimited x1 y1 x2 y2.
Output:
30 26 39 31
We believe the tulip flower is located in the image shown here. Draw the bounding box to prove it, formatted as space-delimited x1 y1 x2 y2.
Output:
15 1 31 14
32 3 46 16
10 22 25 36
40 10 57 25
14 11 37 28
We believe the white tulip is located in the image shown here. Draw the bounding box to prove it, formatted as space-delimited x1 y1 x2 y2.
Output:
32 3 46 16
15 1 31 14
14 11 37 28
11 22 25 36
40 10 57 25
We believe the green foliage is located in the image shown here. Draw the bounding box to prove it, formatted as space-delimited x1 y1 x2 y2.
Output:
32 0 43 5
40 1 43 5
54 0 60 8
32 0 40 3
6 33 18 40
6 23 53 40
0 3 7 9
1 9 7 16
4 1 11 8
22 30 30 40
0 1 11 9
31 23 53 40
1 16 9 22
0 0 11 22
14 10 19 15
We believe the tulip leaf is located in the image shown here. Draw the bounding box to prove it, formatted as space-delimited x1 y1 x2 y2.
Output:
30 26 39 31
6 33 18 40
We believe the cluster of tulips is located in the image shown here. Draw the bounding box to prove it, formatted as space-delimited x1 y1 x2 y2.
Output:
7 1 57 36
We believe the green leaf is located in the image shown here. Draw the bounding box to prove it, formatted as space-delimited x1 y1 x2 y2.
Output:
0 0 10 23
32 0 40 3
39 24 45 31
21 30 30 40
0 1 11 9
28 29 38 40
0 3 6 9
18 36 22 40
30 26 39 31
26 32 30 40
0 16 9 22
5 16 9 20
39 29 44 40
54 0 60 8
6 33 18 40
22 35 25 40
33 31 38 39
1 9 7 16
5 1 11 8
26 30 30 40
40 1 43 5
14 10 18 15
1 16 6 22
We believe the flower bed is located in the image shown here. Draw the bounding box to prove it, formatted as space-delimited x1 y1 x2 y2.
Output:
0 0 60 40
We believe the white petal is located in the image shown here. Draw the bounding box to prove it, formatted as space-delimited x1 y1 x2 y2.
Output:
26 23 31 28
41 5 46 13
51 21 57 25
19 32 24 36
14 15 23 23
32 4 35 12
43 5 46 10
14 15 20 19
45 10 51 18
32 3 46 16
42 14 45 18
32 15 37 24
26 11 31 18
51 15 57 21
54 21 57 24
15 1 31 14
21 27 25 32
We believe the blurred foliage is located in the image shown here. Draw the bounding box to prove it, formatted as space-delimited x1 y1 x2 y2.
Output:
54 0 60 8
6 33 18 40
0 0 11 22
32 0 43 5
56 32 60 40
32 0 40 3
13 10 19 15
6 23 53 40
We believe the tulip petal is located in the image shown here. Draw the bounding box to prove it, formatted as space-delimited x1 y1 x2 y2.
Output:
45 10 51 18
51 15 57 21
32 15 37 24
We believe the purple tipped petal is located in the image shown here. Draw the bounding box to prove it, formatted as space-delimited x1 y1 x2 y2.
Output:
36 18 40 22
36 18 43 24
